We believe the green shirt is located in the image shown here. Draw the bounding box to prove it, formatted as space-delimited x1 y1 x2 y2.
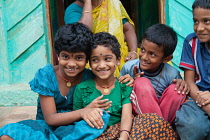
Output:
73 79 132 126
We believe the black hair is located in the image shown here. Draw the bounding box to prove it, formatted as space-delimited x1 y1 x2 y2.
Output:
54 23 93 60
192 0 210 10
91 32 121 59
142 24 177 57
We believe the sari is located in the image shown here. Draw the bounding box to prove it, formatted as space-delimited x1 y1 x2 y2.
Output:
92 0 134 77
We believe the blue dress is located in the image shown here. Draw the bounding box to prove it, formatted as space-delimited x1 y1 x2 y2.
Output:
0 64 110 140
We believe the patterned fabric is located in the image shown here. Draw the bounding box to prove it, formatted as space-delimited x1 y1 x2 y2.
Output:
95 113 177 140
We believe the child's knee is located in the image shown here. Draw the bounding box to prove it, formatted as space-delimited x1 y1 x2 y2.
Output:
134 77 152 88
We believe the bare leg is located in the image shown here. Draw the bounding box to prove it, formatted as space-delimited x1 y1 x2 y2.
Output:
0 135 13 140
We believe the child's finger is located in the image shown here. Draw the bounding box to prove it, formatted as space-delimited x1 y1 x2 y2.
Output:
133 65 139 76
94 95 104 100
99 101 112 109
98 99 109 104
126 79 134 87
202 99 210 106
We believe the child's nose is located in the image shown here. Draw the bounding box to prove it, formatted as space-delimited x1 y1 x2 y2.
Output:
67 60 76 66
141 53 148 60
98 61 106 68
197 23 205 31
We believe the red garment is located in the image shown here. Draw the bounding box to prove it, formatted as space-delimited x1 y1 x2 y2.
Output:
131 77 187 124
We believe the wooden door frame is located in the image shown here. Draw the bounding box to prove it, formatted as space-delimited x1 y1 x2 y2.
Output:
159 0 166 24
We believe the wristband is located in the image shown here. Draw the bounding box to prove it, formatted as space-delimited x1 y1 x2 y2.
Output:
82 11 91 14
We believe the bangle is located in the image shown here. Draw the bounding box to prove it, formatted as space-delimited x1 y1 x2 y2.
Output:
82 11 91 14
120 130 130 137
130 51 137 55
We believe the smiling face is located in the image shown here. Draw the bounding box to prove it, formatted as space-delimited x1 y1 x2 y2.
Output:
58 51 87 78
139 39 171 73
193 8 210 44
90 45 120 80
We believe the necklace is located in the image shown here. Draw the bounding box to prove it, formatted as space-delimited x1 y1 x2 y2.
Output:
95 78 116 95
59 69 78 88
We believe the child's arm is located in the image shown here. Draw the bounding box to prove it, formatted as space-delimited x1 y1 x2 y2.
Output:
184 69 199 99
119 103 132 140
185 69 210 115
40 95 104 128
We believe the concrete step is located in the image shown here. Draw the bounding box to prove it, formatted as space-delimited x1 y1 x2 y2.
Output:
0 106 36 128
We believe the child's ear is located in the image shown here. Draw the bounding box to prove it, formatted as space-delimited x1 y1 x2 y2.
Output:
117 57 121 66
163 55 173 63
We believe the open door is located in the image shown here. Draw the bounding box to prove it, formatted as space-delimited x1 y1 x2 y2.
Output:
49 0 160 64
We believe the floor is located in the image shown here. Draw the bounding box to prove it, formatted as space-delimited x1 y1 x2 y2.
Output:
0 106 36 128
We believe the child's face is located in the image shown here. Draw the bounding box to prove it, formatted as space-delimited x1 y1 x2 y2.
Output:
58 51 87 77
139 39 166 73
90 45 120 80
193 8 210 43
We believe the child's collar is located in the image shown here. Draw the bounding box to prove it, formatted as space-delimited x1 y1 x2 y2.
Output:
139 63 164 77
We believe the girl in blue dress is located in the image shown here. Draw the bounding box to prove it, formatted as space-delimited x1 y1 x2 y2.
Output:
0 23 133 140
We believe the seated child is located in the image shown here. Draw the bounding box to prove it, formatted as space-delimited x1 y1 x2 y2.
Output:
175 0 210 139
73 32 133 140
73 32 177 140
120 24 188 124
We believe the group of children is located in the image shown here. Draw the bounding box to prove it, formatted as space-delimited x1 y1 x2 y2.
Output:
0 0 210 139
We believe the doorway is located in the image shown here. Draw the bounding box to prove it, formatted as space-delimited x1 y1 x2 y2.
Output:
49 0 160 64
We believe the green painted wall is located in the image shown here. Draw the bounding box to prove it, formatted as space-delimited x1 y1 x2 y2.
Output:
0 0 51 106
165 0 194 69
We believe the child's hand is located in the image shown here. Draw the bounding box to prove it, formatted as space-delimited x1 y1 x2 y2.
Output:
80 108 104 129
172 79 190 94
86 95 112 110
133 65 144 80
196 91 210 107
118 74 134 87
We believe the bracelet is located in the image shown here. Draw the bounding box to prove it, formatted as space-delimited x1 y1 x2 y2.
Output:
130 51 137 55
120 130 130 138
82 11 91 14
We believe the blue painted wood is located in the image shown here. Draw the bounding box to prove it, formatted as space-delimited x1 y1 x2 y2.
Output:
0 1 10 85
166 0 194 68
4 0 42 30
1 0 51 85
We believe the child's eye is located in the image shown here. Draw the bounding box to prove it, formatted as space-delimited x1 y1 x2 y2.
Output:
91 59 98 63
76 56 84 60
105 57 112 61
61 55 69 59
193 19 198 24
150 52 156 57
204 19 210 24
140 48 145 53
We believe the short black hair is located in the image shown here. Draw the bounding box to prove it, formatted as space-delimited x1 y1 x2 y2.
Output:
142 24 177 57
54 23 93 60
91 32 121 59
192 0 210 10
